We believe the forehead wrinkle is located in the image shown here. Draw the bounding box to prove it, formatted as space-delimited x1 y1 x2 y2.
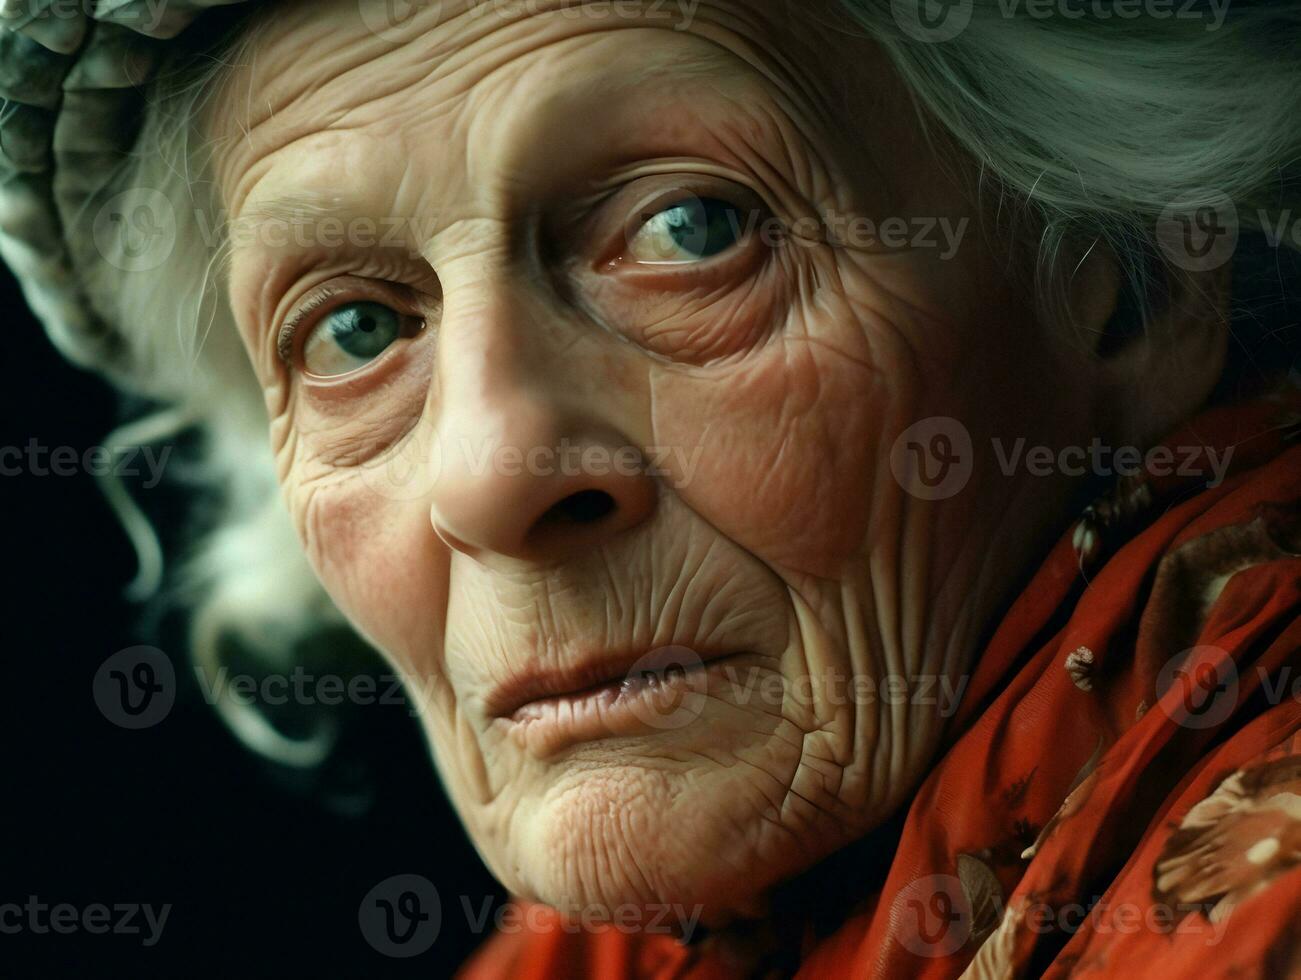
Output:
211 0 636 150
436 2 856 158
209 0 860 210
492 27 835 174
240 188 352 225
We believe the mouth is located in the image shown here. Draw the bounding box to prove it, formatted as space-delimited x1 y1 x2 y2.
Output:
487 645 750 751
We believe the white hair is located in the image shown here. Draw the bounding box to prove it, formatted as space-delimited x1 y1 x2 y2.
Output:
70 1 1301 765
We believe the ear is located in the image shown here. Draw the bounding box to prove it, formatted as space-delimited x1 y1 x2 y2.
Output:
1067 245 1230 448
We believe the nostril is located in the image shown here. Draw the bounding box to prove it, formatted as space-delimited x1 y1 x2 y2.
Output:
541 489 616 526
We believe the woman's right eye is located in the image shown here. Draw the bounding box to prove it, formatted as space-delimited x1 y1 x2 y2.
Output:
625 197 747 265
301 301 419 378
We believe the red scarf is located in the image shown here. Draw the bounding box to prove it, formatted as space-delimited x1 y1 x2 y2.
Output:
463 387 1301 979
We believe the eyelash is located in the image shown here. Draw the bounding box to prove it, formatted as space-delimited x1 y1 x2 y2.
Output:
278 290 340 363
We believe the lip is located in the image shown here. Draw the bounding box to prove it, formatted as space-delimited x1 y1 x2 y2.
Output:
486 645 748 751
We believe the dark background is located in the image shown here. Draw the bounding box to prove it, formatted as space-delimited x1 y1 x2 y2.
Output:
1 266 505 977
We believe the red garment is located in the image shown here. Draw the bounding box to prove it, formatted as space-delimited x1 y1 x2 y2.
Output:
462 389 1301 979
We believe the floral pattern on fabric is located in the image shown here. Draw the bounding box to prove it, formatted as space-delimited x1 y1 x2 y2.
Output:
1154 756 1301 924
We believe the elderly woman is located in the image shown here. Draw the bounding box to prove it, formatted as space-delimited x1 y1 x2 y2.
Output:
3 0 1299 975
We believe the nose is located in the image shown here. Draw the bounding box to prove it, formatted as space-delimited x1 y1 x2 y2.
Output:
428 306 657 565
431 423 658 564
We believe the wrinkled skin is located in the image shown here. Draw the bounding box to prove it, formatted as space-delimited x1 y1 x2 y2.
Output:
209 0 1226 930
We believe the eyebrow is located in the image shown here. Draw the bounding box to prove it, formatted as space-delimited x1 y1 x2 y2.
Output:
232 184 445 268
236 189 355 229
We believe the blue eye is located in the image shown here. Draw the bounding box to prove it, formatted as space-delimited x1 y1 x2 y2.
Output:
628 197 745 264
302 301 409 377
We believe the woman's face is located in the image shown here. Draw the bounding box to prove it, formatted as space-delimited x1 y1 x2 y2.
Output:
213 0 1109 923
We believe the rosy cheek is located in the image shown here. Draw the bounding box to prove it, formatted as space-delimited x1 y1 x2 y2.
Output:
649 331 883 579
292 474 449 674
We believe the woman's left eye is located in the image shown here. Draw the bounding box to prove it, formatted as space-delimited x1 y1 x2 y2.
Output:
625 197 747 265
301 301 414 378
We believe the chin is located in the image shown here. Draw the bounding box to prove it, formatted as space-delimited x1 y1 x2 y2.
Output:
491 732 837 931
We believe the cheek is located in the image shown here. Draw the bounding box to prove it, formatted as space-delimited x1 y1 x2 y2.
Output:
267 340 447 668
289 470 450 676
649 318 888 579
